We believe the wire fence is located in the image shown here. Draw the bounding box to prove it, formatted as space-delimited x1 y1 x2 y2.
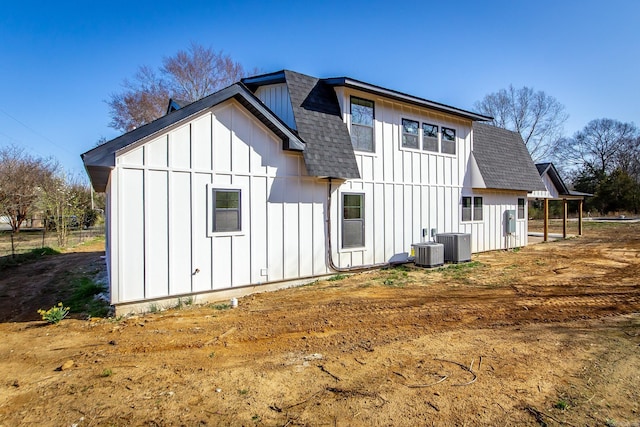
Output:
0 226 105 257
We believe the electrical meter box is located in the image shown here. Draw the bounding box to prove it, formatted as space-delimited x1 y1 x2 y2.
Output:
505 210 516 234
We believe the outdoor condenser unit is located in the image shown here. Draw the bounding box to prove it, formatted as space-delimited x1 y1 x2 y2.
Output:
411 242 444 268
435 233 472 263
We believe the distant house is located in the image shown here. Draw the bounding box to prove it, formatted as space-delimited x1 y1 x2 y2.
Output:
82 70 545 313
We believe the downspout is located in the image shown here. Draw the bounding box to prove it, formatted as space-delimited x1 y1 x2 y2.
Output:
326 178 391 273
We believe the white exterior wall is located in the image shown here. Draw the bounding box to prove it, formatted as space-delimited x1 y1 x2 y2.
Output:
530 172 556 199
330 88 528 267
109 100 328 304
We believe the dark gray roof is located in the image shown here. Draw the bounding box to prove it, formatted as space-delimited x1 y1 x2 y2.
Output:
283 70 360 179
82 83 305 192
535 162 592 197
473 123 546 192
323 77 492 122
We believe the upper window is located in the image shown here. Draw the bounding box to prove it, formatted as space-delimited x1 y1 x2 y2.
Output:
401 119 419 149
212 189 241 232
462 196 483 221
342 193 365 248
441 127 456 155
518 198 526 219
350 97 375 152
422 123 438 152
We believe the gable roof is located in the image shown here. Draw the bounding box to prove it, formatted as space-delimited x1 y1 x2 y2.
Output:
535 162 592 197
82 83 305 192
472 123 546 192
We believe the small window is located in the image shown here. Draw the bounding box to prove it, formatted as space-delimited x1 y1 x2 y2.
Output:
342 193 364 248
462 196 483 221
518 198 526 219
422 123 438 152
350 97 374 152
473 197 483 221
401 118 419 149
462 197 472 221
441 127 456 155
212 189 241 232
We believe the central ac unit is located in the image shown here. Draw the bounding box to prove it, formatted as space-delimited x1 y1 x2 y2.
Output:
435 233 471 263
411 242 444 267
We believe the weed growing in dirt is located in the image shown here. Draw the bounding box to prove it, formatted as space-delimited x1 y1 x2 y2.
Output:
67 277 110 318
208 352 215 358
554 399 569 410
149 303 160 313
238 389 249 395
441 261 482 283
100 368 113 377
252 414 261 422
210 303 230 310
37 302 70 324
328 274 348 281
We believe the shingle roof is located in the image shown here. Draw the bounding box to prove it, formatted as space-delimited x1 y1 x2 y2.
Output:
473 123 546 192
283 71 360 179
82 83 304 192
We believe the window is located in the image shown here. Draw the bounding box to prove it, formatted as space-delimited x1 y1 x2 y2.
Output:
350 97 374 152
462 197 472 221
422 123 438 152
342 193 364 248
518 198 526 219
462 196 483 221
473 197 483 221
212 189 241 232
441 127 456 155
401 118 419 149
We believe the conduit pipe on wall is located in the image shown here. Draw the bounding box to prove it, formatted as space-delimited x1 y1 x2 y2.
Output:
326 178 391 273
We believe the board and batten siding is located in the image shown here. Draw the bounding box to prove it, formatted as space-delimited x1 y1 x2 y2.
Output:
109 100 328 304
254 83 296 130
329 88 472 268
530 172 556 199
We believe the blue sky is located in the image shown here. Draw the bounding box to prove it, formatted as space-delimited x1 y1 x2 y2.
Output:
1 0 639 178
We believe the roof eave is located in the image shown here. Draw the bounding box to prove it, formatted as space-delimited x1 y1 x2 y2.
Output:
324 77 492 122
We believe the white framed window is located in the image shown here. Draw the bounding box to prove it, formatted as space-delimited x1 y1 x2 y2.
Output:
462 196 483 221
401 118 420 149
207 183 245 236
422 123 439 152
441 127 456 155
342 193 365 248
350 97 375 152
518 198 526 219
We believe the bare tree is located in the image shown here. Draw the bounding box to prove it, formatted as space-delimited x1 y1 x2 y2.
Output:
559 118 639 176
107 42 253 132
0 146 57 233
474 85 569 162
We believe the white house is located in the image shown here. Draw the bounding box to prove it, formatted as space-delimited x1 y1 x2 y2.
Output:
82 70 545 313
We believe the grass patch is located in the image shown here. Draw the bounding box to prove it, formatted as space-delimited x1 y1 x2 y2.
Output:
66 277 110 318
210 303 230 310
0 247 60 270
328 274 348 281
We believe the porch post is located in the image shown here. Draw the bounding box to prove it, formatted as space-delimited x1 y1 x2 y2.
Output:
543 198 549 242
578 199 583 236
562 199 568 239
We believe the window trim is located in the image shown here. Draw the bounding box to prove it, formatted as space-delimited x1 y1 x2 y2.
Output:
422 122 439 153
341 192 365 249
401 118 420 149
207 183 246 237
441 126 456 155
517 198 526 219
462 195 483 222
350 96 375 153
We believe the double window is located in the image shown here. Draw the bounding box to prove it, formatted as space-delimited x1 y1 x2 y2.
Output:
212 188 241 232
342 193 365 248
400 120 456 154
462 196 483 221
350 97 375 152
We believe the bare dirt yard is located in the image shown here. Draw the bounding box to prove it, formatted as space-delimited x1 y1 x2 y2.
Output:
1 221 639 426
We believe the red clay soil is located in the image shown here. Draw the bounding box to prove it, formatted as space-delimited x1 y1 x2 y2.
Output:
0 223 639 426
